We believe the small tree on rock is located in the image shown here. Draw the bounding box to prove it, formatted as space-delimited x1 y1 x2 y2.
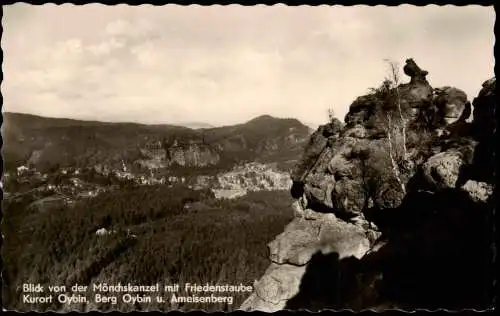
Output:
368 60 413 195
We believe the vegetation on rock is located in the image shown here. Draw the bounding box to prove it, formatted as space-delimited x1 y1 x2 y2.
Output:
243 60 495 311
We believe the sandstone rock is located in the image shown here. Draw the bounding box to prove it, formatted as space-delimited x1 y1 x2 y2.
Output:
396 59 434 121
166 142 220 167
291 198 306 218
328 154 354 179
239 263 307 312
472 77 496 141
304 173 336 209
291 122 341 183
476 77 496 99
243 211 375 311
268 218 323 266
268 213 371 266
461 180 493 204
316 218 371 260
214 162 292 193
403 58 429 84
247 63 494 312
334 136 367 159
346 59 434 128
342 124 368 139
302 207 325 220
372 180 406 210
398 80 433 116
344 95 379 126
322 118 344 137
332 178 366 215
433 87 470 125
422 150 464 190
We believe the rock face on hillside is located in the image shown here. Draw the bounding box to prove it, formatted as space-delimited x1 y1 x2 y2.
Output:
241 60 495 311
166 140 221 167
192 162 293 199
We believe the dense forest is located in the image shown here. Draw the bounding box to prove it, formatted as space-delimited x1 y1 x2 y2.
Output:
2 185 294 312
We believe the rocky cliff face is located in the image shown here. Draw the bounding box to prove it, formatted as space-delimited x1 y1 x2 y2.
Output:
191 162 293 199
241 60 495 311
166 140 221 167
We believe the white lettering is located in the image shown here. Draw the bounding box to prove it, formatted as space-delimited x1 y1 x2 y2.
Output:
57 293 87 304
94 294 117 304
122 293 151 304
23 294 53 303
48 285 66 292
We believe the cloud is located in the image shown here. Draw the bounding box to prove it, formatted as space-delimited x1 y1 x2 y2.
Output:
87 38 126 57
105 19 131 36
2 4 495 126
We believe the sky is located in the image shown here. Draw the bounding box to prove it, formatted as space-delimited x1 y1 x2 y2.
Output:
1 4 495 127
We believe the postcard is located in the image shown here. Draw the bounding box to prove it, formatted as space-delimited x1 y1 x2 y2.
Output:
1 3 495 312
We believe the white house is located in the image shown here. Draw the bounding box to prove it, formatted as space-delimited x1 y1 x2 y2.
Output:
16 165 29 176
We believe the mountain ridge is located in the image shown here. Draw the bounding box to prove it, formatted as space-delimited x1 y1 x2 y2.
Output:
1 112 311 173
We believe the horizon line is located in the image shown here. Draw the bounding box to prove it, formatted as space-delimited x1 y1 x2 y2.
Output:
1 110 325 129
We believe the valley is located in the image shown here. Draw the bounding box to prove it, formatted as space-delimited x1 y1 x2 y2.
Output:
1 113 306 312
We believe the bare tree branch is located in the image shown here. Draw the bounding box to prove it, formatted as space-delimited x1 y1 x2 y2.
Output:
386 113 406 195
388 61 408 160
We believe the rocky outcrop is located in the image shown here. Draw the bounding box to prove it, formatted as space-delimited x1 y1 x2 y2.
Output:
469 77 496 184
399 59 433 119
461 180 493 204
240 210 378 312
242 60 495 311
216 162 292 191
166 141 220 167
472 77 496 142
433 87 470 125
422 150 465 190
191 162 293 199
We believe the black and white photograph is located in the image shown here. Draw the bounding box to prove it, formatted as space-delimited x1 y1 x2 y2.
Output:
1 3 496 312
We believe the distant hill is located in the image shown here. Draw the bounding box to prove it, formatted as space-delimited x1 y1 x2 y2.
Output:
173 122 215 129
1 112 311 173
303 121 321 132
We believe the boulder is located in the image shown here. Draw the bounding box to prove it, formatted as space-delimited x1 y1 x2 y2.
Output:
242 210 375 312
268 213 371 266
422 150 464 190
344 95 379 126
290 119 342 184
461 180 493 204
397 59 434 120
342 124 368 138
328 154 354 179
332 178 367 215
433 87 470 125
403 58 429 84
268 218 323 266
398 79 433 119
372 179 406 210
239 263 306 312
303 173 336 209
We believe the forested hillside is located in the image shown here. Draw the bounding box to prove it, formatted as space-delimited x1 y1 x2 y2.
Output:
2 112 310 173
2 185 294 312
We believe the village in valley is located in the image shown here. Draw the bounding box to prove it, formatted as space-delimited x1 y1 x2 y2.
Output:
2 157 293 214
2 160 188 213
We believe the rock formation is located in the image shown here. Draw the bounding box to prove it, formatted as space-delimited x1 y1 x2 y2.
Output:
433 87 470 125
241 60 495 311
203 162 293 199
403 58 428 82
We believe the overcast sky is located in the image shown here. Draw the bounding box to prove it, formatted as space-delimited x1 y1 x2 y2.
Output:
2 4 495 127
